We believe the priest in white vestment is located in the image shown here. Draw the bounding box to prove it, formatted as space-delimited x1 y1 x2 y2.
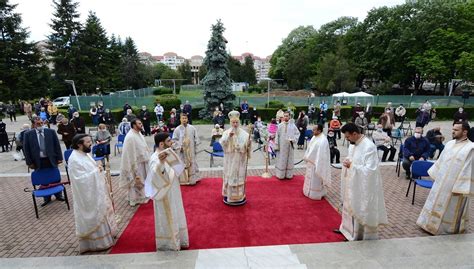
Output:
145 132 189 251
417 122 474 235
68 134 117 253
172 114 201 185
220 111 251 205
275 111 300 180
303 124 331 200
335 123 388 241
120 119 151 206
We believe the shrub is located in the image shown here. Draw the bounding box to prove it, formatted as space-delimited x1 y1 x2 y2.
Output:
155 95 182 111
265 100 285 109
153 88 173 95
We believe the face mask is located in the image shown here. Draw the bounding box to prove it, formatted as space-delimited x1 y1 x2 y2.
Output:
36 126 44 131
360 115 364 118
171 115 175 118
414 133 421 139
74 115 79 118
459 109 463 113
328 133 334 137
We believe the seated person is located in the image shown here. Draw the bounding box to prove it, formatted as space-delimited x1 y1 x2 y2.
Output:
354 112 368 134
151 121 169 135
426 127 445 159
327 129 340 164
94 123 112 158
402 127 430 179
210 124 224 146
329 116 341 139
372 124 396 162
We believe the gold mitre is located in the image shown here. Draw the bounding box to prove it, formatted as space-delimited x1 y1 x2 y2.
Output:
228 110 240 120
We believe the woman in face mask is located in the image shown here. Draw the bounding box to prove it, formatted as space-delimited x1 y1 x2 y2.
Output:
94 123 111 157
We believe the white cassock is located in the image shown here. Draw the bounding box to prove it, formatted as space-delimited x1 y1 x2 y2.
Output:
68 150 117 253
275 120 300 179
303 133 331 200
172 124 201 185
145 148 189 251
219 127 250 203
120 129 151 206
417 139 474 235
340 136 388 241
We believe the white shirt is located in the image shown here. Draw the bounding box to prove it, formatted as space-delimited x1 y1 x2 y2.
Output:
154 105 164 115
36 129 47 158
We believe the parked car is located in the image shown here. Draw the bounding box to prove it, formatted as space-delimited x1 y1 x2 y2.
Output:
52 96 70 107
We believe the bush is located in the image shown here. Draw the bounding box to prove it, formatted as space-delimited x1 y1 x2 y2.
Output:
153 88 173 95
155 95 181 111
265 100 285 109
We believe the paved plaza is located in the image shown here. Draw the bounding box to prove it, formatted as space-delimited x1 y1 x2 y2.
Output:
0 115 473 267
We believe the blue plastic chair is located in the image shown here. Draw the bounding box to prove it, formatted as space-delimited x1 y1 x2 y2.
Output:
92 144 110 162
406 160 434 205
114 134 126 156
395 144 404 177
205 142 224 167
64 149 73 183
30 168 70 218
304 129 313 149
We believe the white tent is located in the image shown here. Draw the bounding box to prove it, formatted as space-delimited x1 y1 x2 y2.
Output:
332 92 350 97
348 91 373 97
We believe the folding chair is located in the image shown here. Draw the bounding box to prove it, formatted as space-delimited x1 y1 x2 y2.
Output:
406 160 434 205
92 144 110 163
7 131 16 151
114 134 125 156
367 123 375 137
64 149 73 183
30 168 70 218
204 142 224 167
395 144 404 177
391 128 403 146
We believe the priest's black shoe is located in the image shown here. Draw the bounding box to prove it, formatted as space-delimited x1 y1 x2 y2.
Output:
56 197 65 202
40 200 51 207
333 229 342 234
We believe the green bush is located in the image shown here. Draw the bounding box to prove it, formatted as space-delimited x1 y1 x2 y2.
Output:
153 88 173 95
155 95 181 111
265 100 285 109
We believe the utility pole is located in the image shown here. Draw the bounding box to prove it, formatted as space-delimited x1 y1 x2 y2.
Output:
158 79 186 94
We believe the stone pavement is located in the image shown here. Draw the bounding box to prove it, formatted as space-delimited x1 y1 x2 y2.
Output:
0 115 472 263
1 165 472 259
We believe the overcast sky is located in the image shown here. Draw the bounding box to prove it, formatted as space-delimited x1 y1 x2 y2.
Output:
12 0 403 58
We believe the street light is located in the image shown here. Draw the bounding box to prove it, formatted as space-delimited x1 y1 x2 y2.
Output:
65 80 82 111
261 78 283 107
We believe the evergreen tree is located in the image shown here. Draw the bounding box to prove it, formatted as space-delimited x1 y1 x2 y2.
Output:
227 56 243 82
0 0 50 101
73 11 109 94
48 0 81 97
121 37 141 89
177 60 192 84
200 20 234 119
242 56 257 85
104 34 124 91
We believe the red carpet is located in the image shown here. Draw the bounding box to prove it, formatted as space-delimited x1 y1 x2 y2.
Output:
110 175 344 253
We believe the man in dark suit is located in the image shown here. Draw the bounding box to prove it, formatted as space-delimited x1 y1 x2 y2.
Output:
24 116 64 206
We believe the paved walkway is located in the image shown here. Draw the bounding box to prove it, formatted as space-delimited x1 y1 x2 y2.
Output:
1 234 473 268
0 115 472 263
1 165 472 258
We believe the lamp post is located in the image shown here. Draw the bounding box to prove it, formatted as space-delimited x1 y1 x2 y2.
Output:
65 80 81 111
262 78 283 107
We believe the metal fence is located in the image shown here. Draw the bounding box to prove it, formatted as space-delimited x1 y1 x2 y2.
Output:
70 89 474 111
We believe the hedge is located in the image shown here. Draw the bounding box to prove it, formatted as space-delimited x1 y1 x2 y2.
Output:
155 95 182 111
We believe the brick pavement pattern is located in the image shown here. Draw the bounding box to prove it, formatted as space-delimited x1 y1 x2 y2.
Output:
0 165 472 258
